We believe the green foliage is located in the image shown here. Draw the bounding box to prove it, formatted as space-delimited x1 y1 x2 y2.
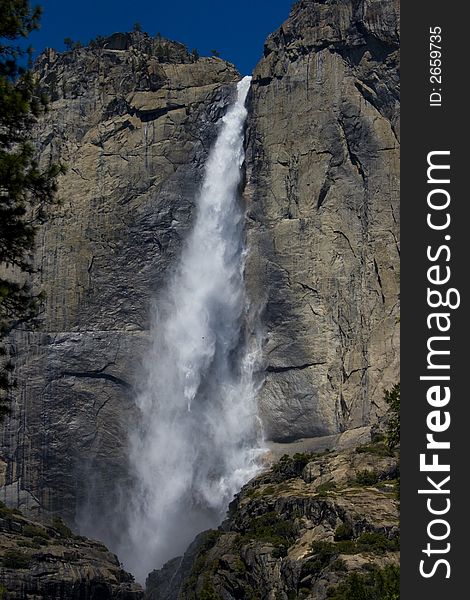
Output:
0 501 22 518
0 0 41 40
272 452 313 479
331 558 347 572
183 530 222 598
63 37 82 50
2 548 31 568
191 48 200 61
354 532 399 554
272 545 287 558
307 531 399 569
17 540 35 548
244 511 297 548
210 49 220 57
327 565 400 600
52 516 72 538
199 581 220 600
244 483 277 499
355 469 380 486
334 523 353 541
303 541 337 573
356 441 392 457
385 383 400 451
23 523 49 539
0 584 6 599
316 481 337 496
133 21 142 32
89 34 105 48
0 0 64 416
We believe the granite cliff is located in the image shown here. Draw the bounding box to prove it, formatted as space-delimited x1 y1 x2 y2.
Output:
0 503 143 598
146 440 400 599
245 0 399 441
0 0 399 588
0 32 240 522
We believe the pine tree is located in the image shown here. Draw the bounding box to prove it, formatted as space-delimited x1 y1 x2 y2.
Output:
63 37 83 51
0 0 64 417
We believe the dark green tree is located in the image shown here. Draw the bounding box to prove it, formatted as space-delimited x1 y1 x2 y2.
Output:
63 37 82 51
0 0 64 417
191 48 200 61
210 49 220 57
133 21 142 33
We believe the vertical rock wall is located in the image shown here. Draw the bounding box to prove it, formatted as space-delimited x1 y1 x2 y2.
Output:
244 0 400 441
0 33 240 520
0 0 400 523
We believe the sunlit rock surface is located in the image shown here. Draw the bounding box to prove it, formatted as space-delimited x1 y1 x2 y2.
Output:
244 0 400 440
146 443 400 600
0 32 240 523
0 0 399 542
0 504 143 598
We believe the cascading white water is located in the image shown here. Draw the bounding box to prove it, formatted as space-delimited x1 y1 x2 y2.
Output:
120 76 264 583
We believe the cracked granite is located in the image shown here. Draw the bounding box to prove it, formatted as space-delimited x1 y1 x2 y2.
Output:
1 0 399 525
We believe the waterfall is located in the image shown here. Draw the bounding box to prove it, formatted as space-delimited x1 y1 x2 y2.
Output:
121 76 264 583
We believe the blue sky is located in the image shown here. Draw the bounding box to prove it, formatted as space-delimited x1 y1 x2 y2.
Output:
27 0 293 75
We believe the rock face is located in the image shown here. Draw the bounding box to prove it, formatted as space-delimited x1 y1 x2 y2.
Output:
146 443 400 599
0 32 240 521
0 0 399 542
244 0 400 440
0 503 143 598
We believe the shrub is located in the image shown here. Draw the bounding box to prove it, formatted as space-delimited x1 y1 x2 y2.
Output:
356 441 392 457
199 580 220 600
245 511 297 548
272 545 287 558
32 535 48 546
0 502 22 519
316 481 337 496
331 558 347 572
327 564 400 599
52 516 73 538
23 524 49 540
355 469 380 486
334 523 354 541
183 530 222 594
63 37 83 51
304 541 337 573
272 453 313 479
336 532 399 555
355 532 399 554
2 549 31 569
308 532 399 563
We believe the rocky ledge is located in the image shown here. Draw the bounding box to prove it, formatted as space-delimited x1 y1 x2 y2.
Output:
147 439 400 599
0 505 143 599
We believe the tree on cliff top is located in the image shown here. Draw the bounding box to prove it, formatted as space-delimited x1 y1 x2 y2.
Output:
0 0 64 417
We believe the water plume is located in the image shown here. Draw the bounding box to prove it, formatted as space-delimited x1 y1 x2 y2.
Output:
120 76 264 583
